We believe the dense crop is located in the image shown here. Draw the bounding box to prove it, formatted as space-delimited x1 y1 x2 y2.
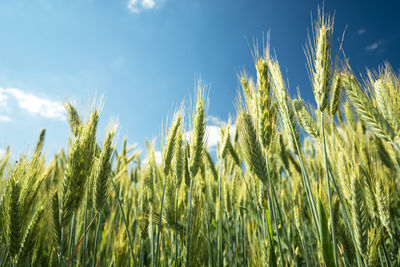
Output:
1 9 400 266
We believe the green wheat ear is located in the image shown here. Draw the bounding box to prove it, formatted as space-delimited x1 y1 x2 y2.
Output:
343 72 394 142
61 109 98 226
7 178 21 261
174 128 184 186
162 114 182 176
256 58 276 149
65 102 82 137
372 64 400 138
367 227 381 266
94 129 115 212
189 89 206 178
350 176 368 260
51 192 62 254
33 129 46 157
184 142 190 188
238 110 269 186
17 208 44 264
329 72 343 115
293 98 319 139
268 58 300 154
375 179 392 237
204 150 218 182
240 74 257 119
219 124 231 159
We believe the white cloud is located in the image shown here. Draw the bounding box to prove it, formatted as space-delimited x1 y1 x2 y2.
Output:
142 0 156 9
142 150 162 165
0 115 11 122
205 125 222 148
207 115 226 128
0 88 65 120
0 148 4 157
0 92 8 107
127 0 140 13
357 28 366 35
127 0 162 13
366 40 385 52
154 151 162 164
366 42 379 51
205 116 236 149
184 115 235 150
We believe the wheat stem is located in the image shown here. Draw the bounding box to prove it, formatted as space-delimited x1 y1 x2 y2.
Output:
320 112 338 266
110 176 136 266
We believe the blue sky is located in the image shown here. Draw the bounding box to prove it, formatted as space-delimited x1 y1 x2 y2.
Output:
0 0 399 159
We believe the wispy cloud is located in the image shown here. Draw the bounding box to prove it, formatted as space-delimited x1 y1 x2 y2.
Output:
127 0 163 13
0 92 8 107
0 115 11 122
0 148 5 157
357 28 366 35
112 57 126 69
366 42 379 51
366 40 385 52
0 88 65 120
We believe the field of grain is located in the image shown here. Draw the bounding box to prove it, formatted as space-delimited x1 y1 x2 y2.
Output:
0 9 399 266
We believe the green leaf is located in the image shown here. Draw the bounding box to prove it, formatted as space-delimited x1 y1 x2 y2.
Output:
318 195 335 267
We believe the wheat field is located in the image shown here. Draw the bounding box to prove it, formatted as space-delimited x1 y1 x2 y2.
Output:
0 9 399 267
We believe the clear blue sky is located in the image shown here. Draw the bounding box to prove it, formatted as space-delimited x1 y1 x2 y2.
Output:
0 0 399 157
